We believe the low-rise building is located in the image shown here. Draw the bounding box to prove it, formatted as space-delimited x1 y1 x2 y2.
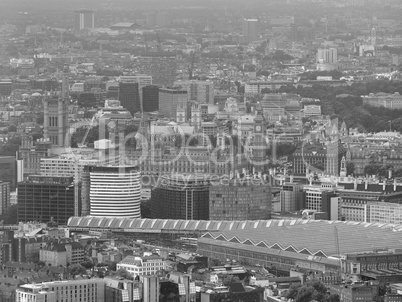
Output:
117 255 166 278
303 105 322 117
328 282 378 302
39 241 84 267
16 278 105 302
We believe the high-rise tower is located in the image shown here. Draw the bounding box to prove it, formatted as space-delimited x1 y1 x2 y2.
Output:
43 67 69 147
74 10 95 31
242 19 258 43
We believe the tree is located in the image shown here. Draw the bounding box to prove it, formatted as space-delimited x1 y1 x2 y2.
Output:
81 260 94 269
107 261 117 271
285 280 334 302
209 258 222 267
141 200 152 218
272 50 294 61
0 136 21 156
327 294 340 302
116 268 134 280
346 162 355 176
7 125 16 132
69 264 87 278
2 205 17 224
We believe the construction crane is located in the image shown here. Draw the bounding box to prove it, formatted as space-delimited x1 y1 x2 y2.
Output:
334 226 342 273
72 110 104 216
188 51 196 80
78 110 104 148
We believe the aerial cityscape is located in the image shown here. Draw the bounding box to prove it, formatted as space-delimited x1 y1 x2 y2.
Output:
1 0 402 301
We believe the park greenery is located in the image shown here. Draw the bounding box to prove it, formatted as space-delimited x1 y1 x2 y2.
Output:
278 79 402 133
285 280 340 302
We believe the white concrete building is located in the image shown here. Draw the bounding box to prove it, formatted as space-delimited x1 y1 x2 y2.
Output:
117 255 166 278
303 105 322 117
89 165 141 218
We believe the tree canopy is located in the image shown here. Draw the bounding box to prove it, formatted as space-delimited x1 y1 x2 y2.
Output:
286 280 339 302
278 80 402 133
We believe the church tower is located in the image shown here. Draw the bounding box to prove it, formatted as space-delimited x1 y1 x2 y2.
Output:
43 66 69 147
340 156 347 177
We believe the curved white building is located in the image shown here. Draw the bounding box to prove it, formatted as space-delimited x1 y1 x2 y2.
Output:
89 166 141 218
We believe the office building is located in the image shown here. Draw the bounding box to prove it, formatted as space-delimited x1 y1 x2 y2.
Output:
155 12 168 27
150 174 209 220
85 166 141 218
0 182 10 217
0 230 14 265
120 75 152 91
317 48 338 64
117 255 166 278
118 79 141 115
105 277 143 302
280 182 304 213
19 137 52 178
174 80 214 104
16 284 56 302
0 80 12 96
0 156 16 191
74 9 95 31
40 154 119 216
242 19 258 43
137 52 177 87
142 85 159 112
16 279 105 302
209 178 271 220
143 276 160 302
40 241 84 267
146 12 169 27
159 88 188 118
17 176 77 225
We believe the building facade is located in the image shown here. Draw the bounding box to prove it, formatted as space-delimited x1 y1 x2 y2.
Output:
0 182 10 217
317 48 338 64
150 174 210 220
362 92 402 109
74 9 95 30
209 179 272 220
16 279 105 302
159 88 188 119
242 19 258 43
117 255 166 279
142 85 159 112
86 166 141 218
39 241 84 267
118 80 141 115
17 176 77 225
0 156 16 191
174 80 214 104
280 182 304 213
137 52 177 87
